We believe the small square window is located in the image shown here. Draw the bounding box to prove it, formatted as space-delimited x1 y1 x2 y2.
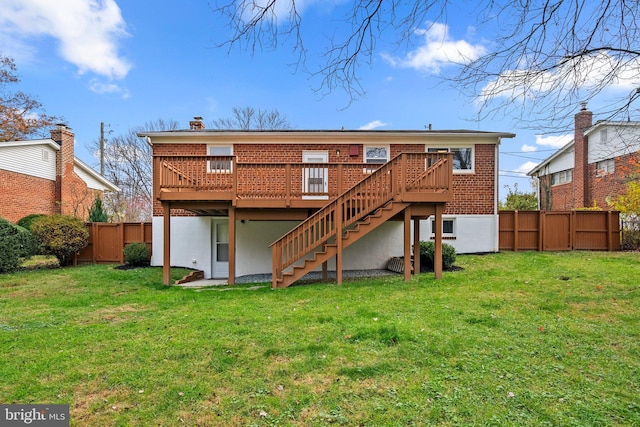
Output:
431 218 455 236
364 146 389 164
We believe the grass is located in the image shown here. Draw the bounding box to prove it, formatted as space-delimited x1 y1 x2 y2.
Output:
0 251 639 426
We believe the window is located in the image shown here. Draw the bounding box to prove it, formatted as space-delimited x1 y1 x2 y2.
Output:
431 218 455 238
364 146 389 164
207 145 232 172
596 158 614 176
551 169 573 185
600 128 608 144
427 147 473 172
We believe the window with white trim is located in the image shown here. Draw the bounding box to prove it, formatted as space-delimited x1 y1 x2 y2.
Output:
364 146 389 164
427 147 473 172
431 218 455 238
596 158 614 176
207 145 233 172
551 169 572 185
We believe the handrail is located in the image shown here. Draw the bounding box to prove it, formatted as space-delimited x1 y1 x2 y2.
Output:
269 152 452 281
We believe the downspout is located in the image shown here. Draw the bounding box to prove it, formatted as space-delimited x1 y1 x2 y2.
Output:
494 140 500 252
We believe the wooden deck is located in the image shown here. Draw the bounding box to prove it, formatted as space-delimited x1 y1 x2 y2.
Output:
153 153 454 208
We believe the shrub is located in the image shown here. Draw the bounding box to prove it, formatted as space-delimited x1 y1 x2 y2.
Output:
0 218 35 273
17 214 47 231
19 255 60 271
30 215 89 265
88 197 109 222
419 240 457 271
123 242 151 266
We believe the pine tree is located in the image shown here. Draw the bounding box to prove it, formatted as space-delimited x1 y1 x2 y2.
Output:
88 197 109 222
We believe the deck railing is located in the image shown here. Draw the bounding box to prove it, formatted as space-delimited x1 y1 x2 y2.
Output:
153 155 391 201
269 152 453 281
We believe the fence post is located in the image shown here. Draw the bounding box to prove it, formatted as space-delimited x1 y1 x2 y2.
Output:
513 210 519 252
538 211 544 251
607 210 612 251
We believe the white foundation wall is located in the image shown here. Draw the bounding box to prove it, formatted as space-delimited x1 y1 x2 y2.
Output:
152 217 405 278
418 214 498 253
235 220 405 276
151 217 213 277
152 215 497 279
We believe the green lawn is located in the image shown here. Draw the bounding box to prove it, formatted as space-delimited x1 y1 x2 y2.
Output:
1 252 639 426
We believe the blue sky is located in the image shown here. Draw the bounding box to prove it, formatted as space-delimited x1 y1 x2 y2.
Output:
0 0 593 199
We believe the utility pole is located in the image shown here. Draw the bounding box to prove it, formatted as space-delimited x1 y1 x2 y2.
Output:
100 122 105 175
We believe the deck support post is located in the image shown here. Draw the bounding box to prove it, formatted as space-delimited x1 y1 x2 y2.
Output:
413 213 421 275
322 261 328 281
336 204 343 285
403 207 412 281
228 206 236 285
434 204 443 279
162 201 171 285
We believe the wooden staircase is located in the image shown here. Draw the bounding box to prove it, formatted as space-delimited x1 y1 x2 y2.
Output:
270 152 453 288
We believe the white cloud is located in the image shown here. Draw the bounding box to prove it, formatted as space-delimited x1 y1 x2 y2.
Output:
535 134 573 148
481 52 640 102
0 0 131 79
383 23 486 74
89 79 130 99
515 161 539 176
521 144 537 152
359 120 388 130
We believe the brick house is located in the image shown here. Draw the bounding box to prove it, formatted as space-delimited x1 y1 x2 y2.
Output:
0 124 119 223
528 104 640 210
140 119 514 287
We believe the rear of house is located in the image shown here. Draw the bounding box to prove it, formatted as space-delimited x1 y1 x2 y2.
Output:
142 121 514 285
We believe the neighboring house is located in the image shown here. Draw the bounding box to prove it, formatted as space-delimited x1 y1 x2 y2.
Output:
529 104 640 210
0 124 120 223
140 118 514 287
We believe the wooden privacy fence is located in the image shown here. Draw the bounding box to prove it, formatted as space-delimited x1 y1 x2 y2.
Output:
499 211 621 251
77 222 152 264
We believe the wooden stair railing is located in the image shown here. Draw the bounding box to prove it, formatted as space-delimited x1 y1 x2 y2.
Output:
270 152 452 288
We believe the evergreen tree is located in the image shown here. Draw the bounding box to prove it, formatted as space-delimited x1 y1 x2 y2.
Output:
88 197 109 222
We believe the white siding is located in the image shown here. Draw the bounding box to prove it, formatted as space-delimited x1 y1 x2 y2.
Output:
74 164 112 190
546 147 574 175
588 125 640 164
0 144 57 180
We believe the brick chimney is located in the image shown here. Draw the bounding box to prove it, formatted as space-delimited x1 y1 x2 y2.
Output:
190 116 205 130
573 102 592 208
51 124 76 215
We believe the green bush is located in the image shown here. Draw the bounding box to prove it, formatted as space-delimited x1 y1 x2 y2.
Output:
30 215 89 265
123 242 151 266
419 240 457 271
17 214 47 231
88 197 109 222
19 255 60 271
0 218 36 273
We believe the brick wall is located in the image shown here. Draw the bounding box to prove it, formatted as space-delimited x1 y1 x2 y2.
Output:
153 142 497 216
0 169 57 223
588 152 638 209
445 144 496 215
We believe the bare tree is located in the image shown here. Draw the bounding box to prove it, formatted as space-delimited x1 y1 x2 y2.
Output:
91 119 180 222
212 1 640 128
0 54 60 141
210 106 290 129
